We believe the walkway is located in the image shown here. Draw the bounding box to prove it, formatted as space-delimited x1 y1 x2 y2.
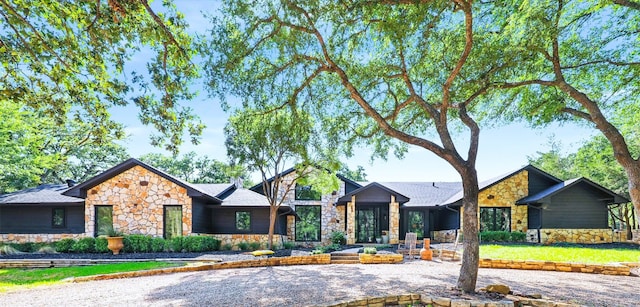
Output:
1 261 637 306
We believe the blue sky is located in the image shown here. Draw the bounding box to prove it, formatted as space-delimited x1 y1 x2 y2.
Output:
113 1 596 183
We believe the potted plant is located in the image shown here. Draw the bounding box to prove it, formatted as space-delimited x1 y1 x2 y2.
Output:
381 231 389 244
375 237 382 244
106 228 125 255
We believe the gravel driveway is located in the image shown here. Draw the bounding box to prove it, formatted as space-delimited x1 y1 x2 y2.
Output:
1 261 637 306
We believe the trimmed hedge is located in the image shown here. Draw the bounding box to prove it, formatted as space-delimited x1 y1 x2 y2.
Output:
71 237 96 253
480 231 526 242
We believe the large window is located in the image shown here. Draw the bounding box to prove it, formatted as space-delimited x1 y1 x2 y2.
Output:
164 206 183 239
407 211 425 239
235 211 251 231
52 208 65 228
296 206 321 241
480 207 511 231
95 206 113 236
295 184 321 201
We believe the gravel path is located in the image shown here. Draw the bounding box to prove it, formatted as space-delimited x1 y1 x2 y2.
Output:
1 261 637 306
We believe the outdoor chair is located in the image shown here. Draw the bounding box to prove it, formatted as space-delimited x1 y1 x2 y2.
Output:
398 232 418 260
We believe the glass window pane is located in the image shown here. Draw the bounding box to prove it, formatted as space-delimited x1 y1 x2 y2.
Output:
480 207 511 231
408 211 424 239
295 184 321 200
95 206 113 236
52 208 65 228
295 206 321 241
236 211 251 231
165 206 183 239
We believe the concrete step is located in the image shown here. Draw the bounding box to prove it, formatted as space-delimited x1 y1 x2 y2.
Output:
331 253 359 257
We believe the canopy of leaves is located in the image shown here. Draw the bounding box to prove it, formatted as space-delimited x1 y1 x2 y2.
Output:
0 0 203 153
139 151 246 184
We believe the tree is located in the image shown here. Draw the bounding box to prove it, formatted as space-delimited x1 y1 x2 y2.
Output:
139 151 247 184
0 0 203 153
225 106 338 249
339 165 368 182
495 0 640 220
203 0 507 292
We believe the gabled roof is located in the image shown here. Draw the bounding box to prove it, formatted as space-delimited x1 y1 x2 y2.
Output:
63 158 222 203
336 182 410 205
379 182 462 207
442 164 562 206
516 177 629 205
0 184 83 205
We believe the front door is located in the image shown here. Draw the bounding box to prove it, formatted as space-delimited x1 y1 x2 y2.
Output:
356 208 376 243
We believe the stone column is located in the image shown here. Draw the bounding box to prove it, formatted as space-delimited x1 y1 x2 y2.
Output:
286 215 295 241
347 196 356 244
389 195 399 244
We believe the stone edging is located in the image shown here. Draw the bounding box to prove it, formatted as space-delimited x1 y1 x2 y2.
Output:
479 258 634 276
324 293 581 307
358 253 404 264
71 254 330 282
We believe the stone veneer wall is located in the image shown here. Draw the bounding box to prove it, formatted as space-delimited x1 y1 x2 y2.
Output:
346 196 356 245
389 196 399 244
526 228 621 244
633 229 640 243
85 165 192 236
278 170 346 245
208 234 284 250
432 229 458 243
0 233 84 244
477 170 529 232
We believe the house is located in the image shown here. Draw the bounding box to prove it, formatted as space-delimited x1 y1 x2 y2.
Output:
0 159 629 246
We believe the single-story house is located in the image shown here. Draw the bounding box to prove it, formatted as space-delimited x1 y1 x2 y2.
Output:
0 159 629 245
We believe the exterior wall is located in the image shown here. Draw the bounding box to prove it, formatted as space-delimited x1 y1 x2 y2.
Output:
526 228 623 244
477 170 529 232
0 233 84 244
207 234 284 250
210 207 286 234
432 229 458 243
85 165 192 237
633 229 640 243
0 205 84 234
389 196 399 244
347 196 356 244
541 185 609 229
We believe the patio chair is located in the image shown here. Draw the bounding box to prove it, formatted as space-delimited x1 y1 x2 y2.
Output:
398 232 418 260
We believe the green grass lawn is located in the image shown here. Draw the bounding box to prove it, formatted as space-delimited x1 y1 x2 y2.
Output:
480 244 640 264
0 261 179 292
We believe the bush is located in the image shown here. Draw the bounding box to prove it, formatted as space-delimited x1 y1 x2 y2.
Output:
480 231 526 243
205 237 221 251
330 231 346 245
151 237 167 252
236 241 250 251
95 237 109 253
248 242 262 251
169 236 184 252
221 243 233 251
72 237 96 253
282 241 295 249
10 242 35 253
124 235 152 253
363 247 377 254
181 236 221 252
55 238 76 253
510 231 526 242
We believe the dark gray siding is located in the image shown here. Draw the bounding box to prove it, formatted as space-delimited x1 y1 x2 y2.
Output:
191 200 212 233
345 181 360 194
353 188 393 203
432 207 460 230
528 171 560 196
0 205 84 234
399 208 431 240
210 207 287 234
542 184 609 229
527 205 542 229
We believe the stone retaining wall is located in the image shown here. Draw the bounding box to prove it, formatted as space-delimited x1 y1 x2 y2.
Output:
0 233 85 244
633 229 640 243
358 253 403 264
433 229 457 243
526 228 621 244
327 293 580 307
479 258 631 276
207 234 284 250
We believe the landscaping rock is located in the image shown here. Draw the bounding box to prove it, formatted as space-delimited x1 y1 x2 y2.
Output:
485 284 511 295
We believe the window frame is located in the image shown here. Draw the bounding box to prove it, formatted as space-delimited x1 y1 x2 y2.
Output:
164 205 183 239
94 205 114 237
480 207 511 232
235 211 252 232
407 210 425 239
294 184 322 201
295 205 322 242
52 207 66 228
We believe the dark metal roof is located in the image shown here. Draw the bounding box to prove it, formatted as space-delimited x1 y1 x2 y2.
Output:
516 177 629 205
336 182 411 205
63 158 222 203
379 182 462 207
0 184 83 205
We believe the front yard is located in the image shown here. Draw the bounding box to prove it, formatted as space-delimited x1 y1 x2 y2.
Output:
480 243 640 264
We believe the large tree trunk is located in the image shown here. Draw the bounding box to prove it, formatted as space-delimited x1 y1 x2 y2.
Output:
456 167 480 293
267 206 278 249
625 167 640 232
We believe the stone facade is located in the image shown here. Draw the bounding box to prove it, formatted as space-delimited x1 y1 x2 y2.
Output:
0 233 84 244
633 229 640 243
208 234 284 250
477 170 528 232
526 228 621 244
389 196 399 244
432 229 458 243
346 196 356 245
85 165 192 237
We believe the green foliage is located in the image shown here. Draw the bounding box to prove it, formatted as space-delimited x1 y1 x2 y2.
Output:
182 236 221 252
339 165 367 182
124 235 152 253
71 238 96 253
282 241 295 250
481 244 640 264
330 231 347 245
95 237 109 253
221 243 233 251
480 231 525 243
0 245 24 255
363 247 377 255
151 237 168 253
169 237 184 252
55 239 76 253
248 242 262 251
236 241 250 251
139 152 249 184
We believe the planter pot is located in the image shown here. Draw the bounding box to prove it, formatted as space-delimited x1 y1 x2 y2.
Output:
107 236 124 255
376 238 382 244
382 235 389 244
420 238 432 261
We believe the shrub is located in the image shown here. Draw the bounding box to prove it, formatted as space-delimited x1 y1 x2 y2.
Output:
248 242 262 251
95 237 109 253
480 231 526 243
151 237 167 252
236 241 250 251
311 249 324 254
330 231 346 245
510 231 526 242
72 237 96 253
124 235 152 253
55 238 76 253
221 243 233 251
282 241 295 249
10 242 35 253
36 245 57 254
0 245 24 255
169 236 184 252
363 247 377 254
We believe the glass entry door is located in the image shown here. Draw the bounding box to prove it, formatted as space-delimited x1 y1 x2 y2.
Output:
356 208 376 243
